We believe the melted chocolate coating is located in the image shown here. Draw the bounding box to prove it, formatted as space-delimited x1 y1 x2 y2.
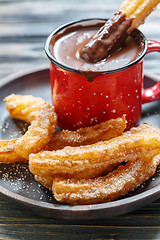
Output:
50 20 143 82
80 13 132 63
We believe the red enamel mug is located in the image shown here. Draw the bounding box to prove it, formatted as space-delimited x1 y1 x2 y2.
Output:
45 19 160 130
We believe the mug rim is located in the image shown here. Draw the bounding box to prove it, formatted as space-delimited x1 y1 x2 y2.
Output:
45 18 148 75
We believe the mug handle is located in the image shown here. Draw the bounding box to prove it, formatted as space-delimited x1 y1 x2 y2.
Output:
142 40 160 104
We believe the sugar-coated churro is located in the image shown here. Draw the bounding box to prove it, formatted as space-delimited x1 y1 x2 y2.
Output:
0 139 25 163
52 154 160 205
0 116 126 163
46 117 126 151
29 123 160 179
34 174 54 190
4 94 57 159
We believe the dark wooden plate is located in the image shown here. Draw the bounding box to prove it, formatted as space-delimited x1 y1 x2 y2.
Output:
0 65 160 220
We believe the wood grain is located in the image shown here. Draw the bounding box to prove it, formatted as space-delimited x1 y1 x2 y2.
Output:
1 0 160 239
0 0 160 79
1 199 160 240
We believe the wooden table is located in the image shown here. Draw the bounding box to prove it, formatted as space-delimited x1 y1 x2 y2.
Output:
1 0 160 239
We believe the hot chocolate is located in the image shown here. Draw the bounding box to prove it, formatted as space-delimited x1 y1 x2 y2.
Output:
50 22 143 82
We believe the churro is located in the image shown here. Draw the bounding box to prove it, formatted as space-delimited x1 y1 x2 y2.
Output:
46 117 126 151
0 139 25 163
4 94 57 159
80 0 160 62
2 93 160 207
34 174 53 190
0 116 126 163
120 0 160 31
29 123 160 179
52 154 160 205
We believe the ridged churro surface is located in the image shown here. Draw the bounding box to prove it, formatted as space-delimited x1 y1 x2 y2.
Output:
120 0 160 30
53 154 160 205
4 94 57 159
46 117 126 151
0 139 25 163
29 123 160 179
0 116 126 163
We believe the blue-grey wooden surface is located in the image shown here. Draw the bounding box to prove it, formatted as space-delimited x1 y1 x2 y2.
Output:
0 0 160 239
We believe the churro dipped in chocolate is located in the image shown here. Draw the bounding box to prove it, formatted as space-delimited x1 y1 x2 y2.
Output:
80 0 160 63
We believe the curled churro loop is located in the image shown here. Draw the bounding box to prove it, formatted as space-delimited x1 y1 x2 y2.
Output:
0 115 126 163
4 94 57 159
